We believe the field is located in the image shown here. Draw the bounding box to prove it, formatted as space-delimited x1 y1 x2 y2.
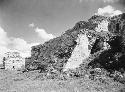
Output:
0 69 125 92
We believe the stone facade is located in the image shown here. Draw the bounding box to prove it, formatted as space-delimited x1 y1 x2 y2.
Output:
64 34 90 71
4 51 25 70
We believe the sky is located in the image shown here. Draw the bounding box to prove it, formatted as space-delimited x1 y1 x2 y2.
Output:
0 0 125 62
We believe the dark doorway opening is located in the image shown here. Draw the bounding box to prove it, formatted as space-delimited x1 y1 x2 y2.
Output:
13 66 15 69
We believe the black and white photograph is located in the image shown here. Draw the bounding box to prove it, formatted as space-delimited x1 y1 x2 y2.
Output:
0 0 125 92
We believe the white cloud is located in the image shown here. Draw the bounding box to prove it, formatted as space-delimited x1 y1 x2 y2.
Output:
29 23 35 28
35 27 55 42
0 27 9 46
29 22 55 42
0 27 9 63
79 0 118 3
8 38 39 58
10 38 30 51
11 38 39 57
0 22 54 64
96 5 122 17
103 0 118 3
0 26 39 63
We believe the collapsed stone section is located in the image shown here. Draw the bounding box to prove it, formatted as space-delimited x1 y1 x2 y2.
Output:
64 33 90 71
26 28 80 72
26 15 111 72
95 20 109 32
108 14 125 54
26 13 125 81
87 14 125 73
25 19 99 72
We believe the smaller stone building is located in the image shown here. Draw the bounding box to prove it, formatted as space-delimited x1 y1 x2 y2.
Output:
3 51 25 70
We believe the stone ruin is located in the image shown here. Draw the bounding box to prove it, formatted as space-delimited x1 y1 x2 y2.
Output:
3 51 25 70
25 13 125 83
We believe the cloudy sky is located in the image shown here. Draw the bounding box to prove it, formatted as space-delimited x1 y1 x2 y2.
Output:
0 0 125 61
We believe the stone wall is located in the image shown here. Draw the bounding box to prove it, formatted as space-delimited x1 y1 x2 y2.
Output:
26 13 125 77
5 58 25 70
64 34 90 71
4 51 25 70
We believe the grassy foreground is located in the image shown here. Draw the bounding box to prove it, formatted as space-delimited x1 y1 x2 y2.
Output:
0 69 125 92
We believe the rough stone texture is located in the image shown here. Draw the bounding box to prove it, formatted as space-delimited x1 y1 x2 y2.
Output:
64 34 90 71
27 19 98 72
26 13 125 82
27 29 79 72
4 52 25 70
95 20 109 32
87 14 125 71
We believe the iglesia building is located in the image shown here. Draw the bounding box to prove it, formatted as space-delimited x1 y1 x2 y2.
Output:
3 51 25 70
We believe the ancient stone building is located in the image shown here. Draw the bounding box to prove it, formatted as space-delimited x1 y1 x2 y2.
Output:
4 51 25 70
26 13 125 75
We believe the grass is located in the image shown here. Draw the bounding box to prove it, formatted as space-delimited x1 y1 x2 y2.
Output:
0 69 125 92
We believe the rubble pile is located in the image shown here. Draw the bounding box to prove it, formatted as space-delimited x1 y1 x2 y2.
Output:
26 13 125 83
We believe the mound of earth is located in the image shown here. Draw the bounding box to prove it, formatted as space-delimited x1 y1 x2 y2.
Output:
25 13 125 83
